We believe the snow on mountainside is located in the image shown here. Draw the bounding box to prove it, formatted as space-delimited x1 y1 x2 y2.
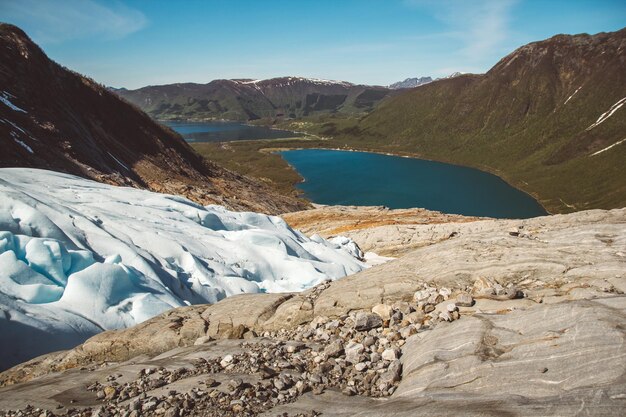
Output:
0 168 366 370
233 76 355 88
388 77 433 89
115 76 392 121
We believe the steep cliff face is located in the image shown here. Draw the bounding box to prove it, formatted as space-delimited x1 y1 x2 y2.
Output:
115 76 393 121
0 24 307 214
336 29 626 213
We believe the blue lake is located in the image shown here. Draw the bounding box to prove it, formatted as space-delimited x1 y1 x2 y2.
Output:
164 121 302 142
280 149 547 219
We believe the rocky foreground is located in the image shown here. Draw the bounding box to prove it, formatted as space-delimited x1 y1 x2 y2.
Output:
0 207 625 416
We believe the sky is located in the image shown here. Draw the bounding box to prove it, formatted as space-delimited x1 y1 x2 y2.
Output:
1 0 625 89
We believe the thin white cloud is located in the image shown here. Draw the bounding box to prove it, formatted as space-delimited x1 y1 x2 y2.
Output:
405 0 518 62
0 0 148 43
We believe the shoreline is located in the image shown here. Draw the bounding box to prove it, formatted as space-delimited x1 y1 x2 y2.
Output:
166 118 551 216
273 146 551 216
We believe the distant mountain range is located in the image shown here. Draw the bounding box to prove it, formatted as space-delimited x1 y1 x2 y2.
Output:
114 77 396 121
0 24 305 214
114 75 467 121
388 77 433 89
330 28 626 212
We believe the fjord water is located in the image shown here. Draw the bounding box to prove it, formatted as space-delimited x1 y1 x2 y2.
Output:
280 149 547 219
164 121 301 142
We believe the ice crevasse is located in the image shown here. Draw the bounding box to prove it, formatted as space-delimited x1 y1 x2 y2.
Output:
0 168 367 369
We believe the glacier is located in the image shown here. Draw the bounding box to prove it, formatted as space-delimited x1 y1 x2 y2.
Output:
0 168 367 370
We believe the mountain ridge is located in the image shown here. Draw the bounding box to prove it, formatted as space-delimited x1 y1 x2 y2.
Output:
0 23 307 214
388 76 433 89
114 76 395 121
313 28 626 213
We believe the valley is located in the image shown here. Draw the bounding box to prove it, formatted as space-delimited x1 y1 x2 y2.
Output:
123 28 626 215
0 2 625 415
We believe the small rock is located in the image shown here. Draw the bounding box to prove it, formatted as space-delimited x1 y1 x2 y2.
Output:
220 354 234 368
274 379 286 391
399 325 418 339
413 289 434 303
130 399 142 411
371 304 393 321
404 311 424 324
456 293 474 307
446 303 458 313
355 312 383 331
362 336 376 347
193 335 213 345
142 401 157 412
508 227 520 236
381 348 398 361
227 378 243 391
164 407 179 417
354 362 368 372
392 301 413 314
324 340 344 358
429 293 445 304
473 276 497 295
439 311 453 322
345 343 365 364
493 283 506 296
103 385 117 400
259 366 278 379
285 341 305 353
295 380 309 394
504 286 521 299
439 288 452 299
242 330 257 339
379 360 402 384
205 377 219 387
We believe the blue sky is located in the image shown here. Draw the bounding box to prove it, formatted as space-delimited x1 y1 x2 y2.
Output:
1 0 625 89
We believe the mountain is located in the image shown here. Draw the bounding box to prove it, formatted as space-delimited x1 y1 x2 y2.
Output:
0 24 306 214
0 168 366 370
115 76 394 121
388 76 433 89
330 29 626 213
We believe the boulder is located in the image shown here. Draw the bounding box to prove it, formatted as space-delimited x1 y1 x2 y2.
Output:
354 312 383 331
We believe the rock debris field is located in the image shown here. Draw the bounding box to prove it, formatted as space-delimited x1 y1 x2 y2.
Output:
2 280 474 416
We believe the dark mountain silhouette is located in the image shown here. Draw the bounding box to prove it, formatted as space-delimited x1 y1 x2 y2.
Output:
0 24 307 214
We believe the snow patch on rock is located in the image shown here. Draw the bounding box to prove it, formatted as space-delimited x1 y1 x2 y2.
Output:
563 86 581 105
590 137 626 156
586 97 626 130
0 91 26 113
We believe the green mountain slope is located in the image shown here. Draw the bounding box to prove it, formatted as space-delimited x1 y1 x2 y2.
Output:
323 29 626 213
